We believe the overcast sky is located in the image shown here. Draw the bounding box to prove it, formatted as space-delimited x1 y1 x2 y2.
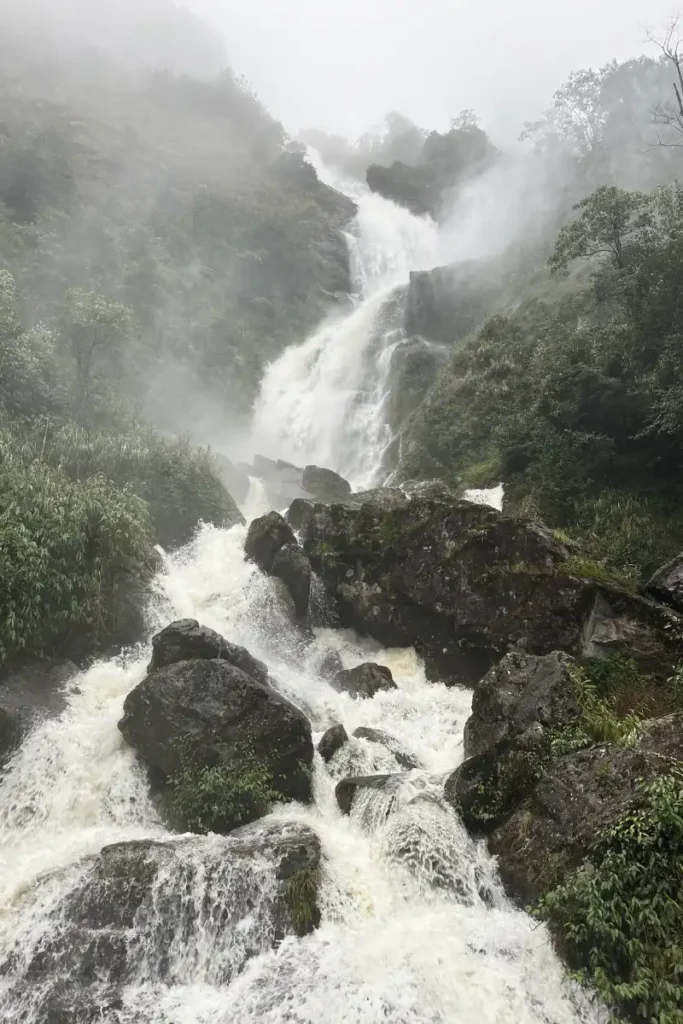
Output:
186 0 677 142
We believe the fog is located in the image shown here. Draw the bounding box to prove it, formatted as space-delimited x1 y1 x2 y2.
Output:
188 0 675 142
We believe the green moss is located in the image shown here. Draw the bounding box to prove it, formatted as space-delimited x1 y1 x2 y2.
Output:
460 451 502 489
168 752 283 834
281 865 321 937
559 555 639 594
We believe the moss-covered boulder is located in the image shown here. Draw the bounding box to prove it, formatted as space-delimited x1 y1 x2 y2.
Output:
489 719 683 904
244 511 296 573
290 491 683 686
332 662 397 700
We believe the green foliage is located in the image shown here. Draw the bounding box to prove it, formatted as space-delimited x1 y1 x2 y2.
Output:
168 754 283 835
281 865 321 937
537 772 683 1023
0 443 151 662
548 186 651 274
560 555 639 594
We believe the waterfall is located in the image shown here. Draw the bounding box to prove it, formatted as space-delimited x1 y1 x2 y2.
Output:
250 159 439 490
0 158 588 1024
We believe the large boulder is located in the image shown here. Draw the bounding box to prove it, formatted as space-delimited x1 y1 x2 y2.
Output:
0 655 77 765
118 656 314 809
335 773 401 816
352 726 420 769
292 491 683 686
489 719 683 904
244 511 296 573
0 821 321 1020
463 651 580 759
302 465 352 503
148 619 267 683
332 662 397 699
646 552 683 613
271 544 312 620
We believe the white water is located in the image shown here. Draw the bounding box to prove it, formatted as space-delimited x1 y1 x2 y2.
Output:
250 159 439 490
0 523 597 1023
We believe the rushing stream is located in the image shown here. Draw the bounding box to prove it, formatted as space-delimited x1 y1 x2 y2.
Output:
0 162 599 1023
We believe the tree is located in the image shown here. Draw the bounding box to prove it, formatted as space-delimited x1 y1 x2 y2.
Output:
549 186 651 274
59 290 133 421
649 16 683 146
522 67 613 157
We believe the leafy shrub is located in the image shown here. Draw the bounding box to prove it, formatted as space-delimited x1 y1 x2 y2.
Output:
281 865 321 937
168 755 283 834
2 423 239 549
537 772 683 1023
0 450 151 662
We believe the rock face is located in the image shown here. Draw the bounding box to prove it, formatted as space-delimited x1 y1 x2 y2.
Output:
332 662 397 699
292 491 683 685
148 619 267 683
244 511 297 573
646 551 683 613
0 821 320 1020
212 453 250 507
0 655 77 765
489 729 683 903
318 723 349 762
271 544 312 620
464 651 580 759
386 336 448 432
302 465 352 502
404 261 505 345
119 644 314 806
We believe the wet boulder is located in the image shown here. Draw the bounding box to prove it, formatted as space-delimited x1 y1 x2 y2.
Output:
646 552 683 613
0 655 77 765
318 723 349 762
352 727 420 769
244 511 296 573
302 465 352 503
464 651 580 759
335 773 401 816
489 722 683 904
332 662 397 699
0 822 321 1018
148 618 267 683
295 491 683 686
118 657 314 808
271 544 312 620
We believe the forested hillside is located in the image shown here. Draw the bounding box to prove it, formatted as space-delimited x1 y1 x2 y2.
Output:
396 51 683 583
0 8 354 665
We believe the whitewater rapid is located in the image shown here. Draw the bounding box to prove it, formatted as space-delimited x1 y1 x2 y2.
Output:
0 522 597 1023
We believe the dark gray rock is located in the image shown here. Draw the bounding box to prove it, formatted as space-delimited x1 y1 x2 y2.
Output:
404 260 505 345
0 822 320 1018
489 732 683 904
332 662 397 700
464 651 580 759
352 727 420 769
386 337 448 432
295 492 683 686
118 658 313 808
271 544 312 620
318 723 349 762
335 773 400 815
0 656 77 765
148 619 267 683
646 552 683 613
244 511 297 573
302 465 352 503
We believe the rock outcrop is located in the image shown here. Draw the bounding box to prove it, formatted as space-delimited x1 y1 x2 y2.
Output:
352 727 420 769
332 662 397 699
302 465 352 502
464 651 580 759
0 821 321 1020
119 625 314 810
271 544 312 620
335 773 400 816
244 511 297 573
0 655 78 765
489 723 683 903
291 491 683 685
646 551 683 613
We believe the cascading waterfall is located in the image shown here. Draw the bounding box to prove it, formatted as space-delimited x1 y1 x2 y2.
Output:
0 156 585 1023
250 159 439 490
